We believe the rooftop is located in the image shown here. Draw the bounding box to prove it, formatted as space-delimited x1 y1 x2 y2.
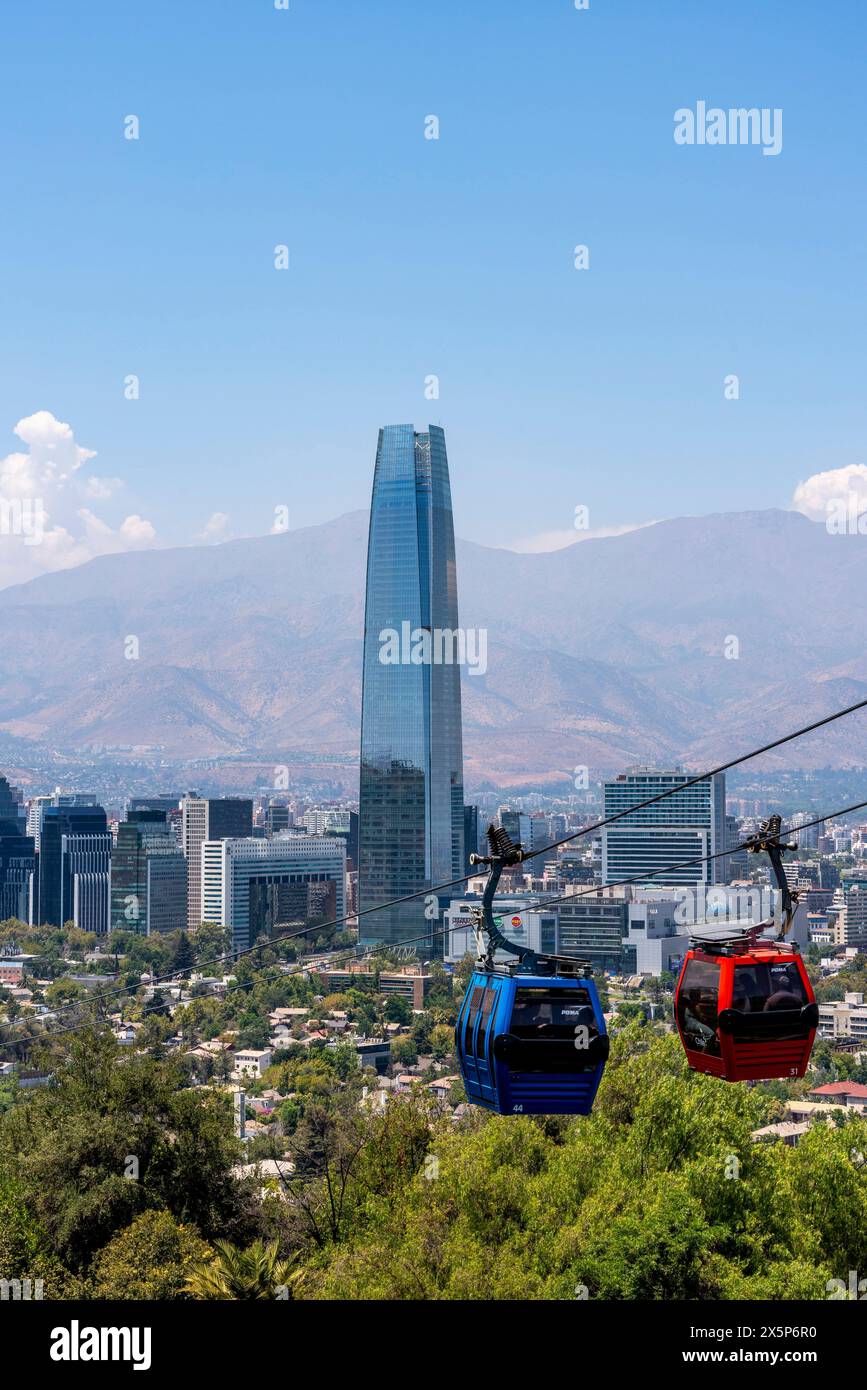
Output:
809 1081 867 1099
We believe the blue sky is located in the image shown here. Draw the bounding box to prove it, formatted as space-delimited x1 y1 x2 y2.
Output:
0 0 864 571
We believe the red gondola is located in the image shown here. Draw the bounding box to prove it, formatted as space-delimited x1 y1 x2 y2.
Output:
675 817 819 1082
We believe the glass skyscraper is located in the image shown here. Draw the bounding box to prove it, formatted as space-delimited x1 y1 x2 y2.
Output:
0 774 34 923
358 425 465 949
38 804 111 933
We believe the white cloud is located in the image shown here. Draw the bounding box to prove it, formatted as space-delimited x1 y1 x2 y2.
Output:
80 508 157 549
0 410 156 588
83 475 123 500
197 511 231 543
509 520 658 554
11 408 95 465
792 465 867 521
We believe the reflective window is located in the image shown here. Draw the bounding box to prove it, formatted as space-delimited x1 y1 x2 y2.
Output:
476 987 495 1057
728 961 812 1042
464 985 484 1054
510 986 598 1040
677 958 721 1055
732 961 808 1013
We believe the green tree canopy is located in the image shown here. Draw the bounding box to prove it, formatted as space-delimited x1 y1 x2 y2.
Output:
88 1210 213 1300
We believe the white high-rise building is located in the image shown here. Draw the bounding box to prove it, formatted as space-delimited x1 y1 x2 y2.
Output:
27 790 98 854
835 880 867 946
601 767 726 888
181 796 252 929
202 835 346 954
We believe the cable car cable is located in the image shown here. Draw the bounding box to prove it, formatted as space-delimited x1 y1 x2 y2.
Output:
520 695 867 862
4 792 866 1053
20 694 865 1031
501 798 867 923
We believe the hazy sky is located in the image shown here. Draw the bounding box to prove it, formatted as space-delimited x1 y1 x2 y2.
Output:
0 0 864 584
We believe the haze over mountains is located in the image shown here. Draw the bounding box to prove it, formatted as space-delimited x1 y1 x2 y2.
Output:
0 507 864 789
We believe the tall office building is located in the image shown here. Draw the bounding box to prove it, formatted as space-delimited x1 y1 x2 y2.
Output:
497 808 527 846
721 813 750 882
358 425 465 948
202 835 346 955
27 790 98 854
601 767 726 888
264 802 292 835
0 775 34 923
838 879 867 947
0 777 26 838
38 804 110 933
65 836 112 936
111 808 185 935
181 796 253 928
558 896 628 971
790 811 820 852
146 854 188 934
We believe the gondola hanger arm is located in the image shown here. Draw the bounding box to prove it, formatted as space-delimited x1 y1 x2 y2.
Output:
469 824 536 970
743 814 799 942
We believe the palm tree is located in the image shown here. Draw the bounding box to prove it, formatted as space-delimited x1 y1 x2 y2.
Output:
184 1239 299 1300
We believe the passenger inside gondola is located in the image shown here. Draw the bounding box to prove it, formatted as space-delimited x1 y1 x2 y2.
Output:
731 961 808 1014
731 967 759 1011
510 988 599 1039
676 958 721 1056
511 998 554 1034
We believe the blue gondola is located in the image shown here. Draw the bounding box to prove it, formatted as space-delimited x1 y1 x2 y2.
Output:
457 964 608 1114
455 826 609 1116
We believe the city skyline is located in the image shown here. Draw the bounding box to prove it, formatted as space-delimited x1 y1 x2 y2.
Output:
2 1 866 1327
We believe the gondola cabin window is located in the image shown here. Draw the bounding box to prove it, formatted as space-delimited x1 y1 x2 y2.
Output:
510 986 599 1040
732 960 809 1013
475 987 496 1057
464 985 484 1053
677 957 721 1056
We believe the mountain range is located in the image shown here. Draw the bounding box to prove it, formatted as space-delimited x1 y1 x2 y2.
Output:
0 507 865 789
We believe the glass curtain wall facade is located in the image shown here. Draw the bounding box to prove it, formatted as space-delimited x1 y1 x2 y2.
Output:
38 805 108 928
0 774 34 922
359 425 465 949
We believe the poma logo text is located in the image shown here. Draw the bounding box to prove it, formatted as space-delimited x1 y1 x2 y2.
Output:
0 1277 43 1300
674 101 782 156
50 1320 152 1371
378 621 487 676
0 495 44 545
